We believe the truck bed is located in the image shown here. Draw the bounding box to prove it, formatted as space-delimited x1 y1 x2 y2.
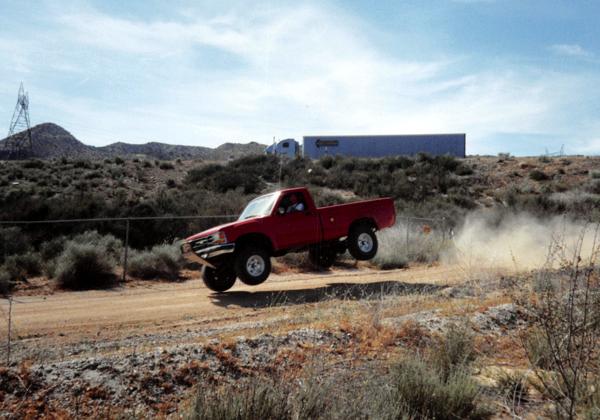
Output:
317 198 396 241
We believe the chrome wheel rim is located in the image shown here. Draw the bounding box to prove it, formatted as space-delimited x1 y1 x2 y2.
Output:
246 255 265 277
357 233 374 253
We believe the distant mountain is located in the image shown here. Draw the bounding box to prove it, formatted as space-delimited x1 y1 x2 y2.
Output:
0 123 266 160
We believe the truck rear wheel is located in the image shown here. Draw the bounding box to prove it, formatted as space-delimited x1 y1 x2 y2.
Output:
308 244 337 269
235 246 271 285
348 224 378 260
202 264 236 292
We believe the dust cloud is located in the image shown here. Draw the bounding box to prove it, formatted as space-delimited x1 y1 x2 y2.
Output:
444 212 600 271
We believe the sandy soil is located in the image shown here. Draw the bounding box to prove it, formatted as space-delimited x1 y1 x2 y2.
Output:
0 265 461 356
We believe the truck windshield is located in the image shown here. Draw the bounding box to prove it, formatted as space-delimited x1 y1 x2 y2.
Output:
238 193 277 220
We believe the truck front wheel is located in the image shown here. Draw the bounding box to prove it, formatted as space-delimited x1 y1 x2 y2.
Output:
348 224 378 260
202 264 237 292
235 246 271 285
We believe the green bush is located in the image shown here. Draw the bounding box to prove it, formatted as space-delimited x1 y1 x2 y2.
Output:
529 170 549 181
0 269 11 295
54 242 117 290
431 323 477 379
159 162 175 170
187 378 291 420
373 224 449 269
456 165 474 176
3 252 43 281
71 230 123 260
496 370 529 407
0 226 31 263
383 357 490 420
23 159 45 169
524 329 554 370
128 244 182 280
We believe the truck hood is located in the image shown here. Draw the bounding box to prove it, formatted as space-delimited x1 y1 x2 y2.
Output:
185 217 259 242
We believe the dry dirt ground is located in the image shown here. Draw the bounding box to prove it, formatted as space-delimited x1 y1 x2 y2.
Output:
0 265 533 418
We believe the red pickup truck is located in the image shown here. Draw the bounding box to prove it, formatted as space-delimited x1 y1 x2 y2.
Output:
181 187 395 292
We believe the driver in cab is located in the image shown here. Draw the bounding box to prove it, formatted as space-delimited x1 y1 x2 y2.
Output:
285 193 305 213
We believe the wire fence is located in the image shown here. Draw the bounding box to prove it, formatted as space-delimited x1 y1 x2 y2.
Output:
0 213 451 366
0 213 452 279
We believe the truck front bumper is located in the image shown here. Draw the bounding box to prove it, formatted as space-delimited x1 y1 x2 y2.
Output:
180 242 235 269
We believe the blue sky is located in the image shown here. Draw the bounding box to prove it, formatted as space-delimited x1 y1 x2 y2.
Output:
0 0 599 155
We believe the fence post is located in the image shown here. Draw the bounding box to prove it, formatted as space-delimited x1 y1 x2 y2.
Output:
405 217 410 252
442 217 446 242
122 219 130 283
6 296 12 366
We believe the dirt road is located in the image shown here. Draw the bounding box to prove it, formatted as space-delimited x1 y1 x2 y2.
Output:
0 265 463 363
0 264 475 417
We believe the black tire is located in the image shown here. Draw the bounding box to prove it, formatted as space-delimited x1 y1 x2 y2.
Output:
202 264 236 292
348 224 378 260
235 246 271 285
308 244 337 269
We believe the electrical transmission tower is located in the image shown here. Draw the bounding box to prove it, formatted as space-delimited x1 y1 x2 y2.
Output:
4 82 33 158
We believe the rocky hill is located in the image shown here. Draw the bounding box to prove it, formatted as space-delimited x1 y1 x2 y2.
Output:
0 123 265 160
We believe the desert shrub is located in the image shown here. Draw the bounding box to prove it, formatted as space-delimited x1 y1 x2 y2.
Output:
373 223 449 269
187 378 291 420
523 328 554 370
382 357 490 420
0 226 31 263
114 156 125 165
143 160 152 168
456 164 474 176
310 188 348 207
0 270 11 295
539 155 551 163
128 244 182 280
590 171 600 179
84 170 103 180
186 157 275 194
430 323 476 379
496 370 529 408
54 242 116 290
3 252 43 281
515 235 600 419
159 162 175 170
74 159 92 169
586 180 600 194
71 230 123 260
529 170 549 181
22 159 45 169
166 179 177 188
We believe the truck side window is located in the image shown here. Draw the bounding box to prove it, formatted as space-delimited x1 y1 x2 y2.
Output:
282 142 289 148
279 193 306 214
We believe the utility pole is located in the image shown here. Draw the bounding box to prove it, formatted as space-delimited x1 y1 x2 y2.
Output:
4 82 33 159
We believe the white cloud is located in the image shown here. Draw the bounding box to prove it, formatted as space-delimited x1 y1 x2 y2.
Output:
2 3 598 155
549 43 593 58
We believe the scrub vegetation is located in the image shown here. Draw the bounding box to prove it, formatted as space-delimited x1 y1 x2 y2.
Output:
2 154 600 294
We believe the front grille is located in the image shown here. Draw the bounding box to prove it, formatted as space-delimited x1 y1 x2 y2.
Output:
191 236 215 252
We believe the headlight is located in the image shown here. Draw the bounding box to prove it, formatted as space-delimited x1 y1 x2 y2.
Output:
208 231 227 244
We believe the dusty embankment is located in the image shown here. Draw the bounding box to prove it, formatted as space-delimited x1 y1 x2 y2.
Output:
1 265 477 416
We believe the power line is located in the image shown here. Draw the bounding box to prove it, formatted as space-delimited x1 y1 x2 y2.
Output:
0 214 237 225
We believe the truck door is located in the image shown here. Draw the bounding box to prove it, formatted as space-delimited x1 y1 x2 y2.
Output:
272 192 321 249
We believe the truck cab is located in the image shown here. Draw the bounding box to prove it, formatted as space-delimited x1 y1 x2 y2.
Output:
265 138 300 158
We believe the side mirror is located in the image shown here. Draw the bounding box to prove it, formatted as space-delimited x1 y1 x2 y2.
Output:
278 207 286 215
